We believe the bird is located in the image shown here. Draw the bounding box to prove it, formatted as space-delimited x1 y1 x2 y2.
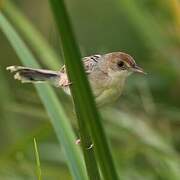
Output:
6 52 145 106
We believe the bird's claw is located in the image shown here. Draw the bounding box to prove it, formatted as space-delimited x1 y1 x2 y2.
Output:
75 139 94 150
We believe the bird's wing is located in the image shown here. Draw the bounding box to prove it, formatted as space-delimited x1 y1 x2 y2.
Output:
83 54 101 73
60 54 101 74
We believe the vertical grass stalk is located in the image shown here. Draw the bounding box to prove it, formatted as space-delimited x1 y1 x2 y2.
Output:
49 0 119 179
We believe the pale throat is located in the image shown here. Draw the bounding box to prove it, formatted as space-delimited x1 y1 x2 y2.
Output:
95 69 129 106
108 69 129 87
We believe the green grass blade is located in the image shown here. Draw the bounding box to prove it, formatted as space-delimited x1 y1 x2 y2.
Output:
3 0 60 70
33 138 42 180
0 13 87 180
49 0 119 179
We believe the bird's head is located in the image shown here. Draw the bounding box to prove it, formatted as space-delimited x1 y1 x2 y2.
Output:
101 52 145 78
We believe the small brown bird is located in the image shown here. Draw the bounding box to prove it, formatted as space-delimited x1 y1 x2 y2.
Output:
7 52 145 106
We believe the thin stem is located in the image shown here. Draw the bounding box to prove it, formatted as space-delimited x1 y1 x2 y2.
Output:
33 138 42 180
49 0 119 179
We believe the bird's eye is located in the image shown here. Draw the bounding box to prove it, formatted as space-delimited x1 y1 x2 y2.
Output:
117 61 124 68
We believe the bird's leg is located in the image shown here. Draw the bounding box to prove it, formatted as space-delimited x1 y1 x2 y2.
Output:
59 73 72 87
75 139 94 149
75 139 81 145
87 143 94 150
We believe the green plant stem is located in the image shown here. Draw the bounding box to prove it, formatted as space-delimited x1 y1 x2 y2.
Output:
49 0 119 179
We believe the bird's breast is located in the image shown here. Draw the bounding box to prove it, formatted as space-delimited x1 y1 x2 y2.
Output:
89 72 127 106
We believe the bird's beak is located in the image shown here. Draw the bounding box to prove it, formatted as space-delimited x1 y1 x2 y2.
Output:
131 65 146 75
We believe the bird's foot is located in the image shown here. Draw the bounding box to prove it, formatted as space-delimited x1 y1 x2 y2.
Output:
75 139 94 149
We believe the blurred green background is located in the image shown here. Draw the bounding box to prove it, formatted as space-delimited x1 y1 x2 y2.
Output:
0 0 180 179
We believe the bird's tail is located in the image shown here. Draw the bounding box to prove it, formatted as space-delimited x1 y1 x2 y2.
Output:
6 66 60 87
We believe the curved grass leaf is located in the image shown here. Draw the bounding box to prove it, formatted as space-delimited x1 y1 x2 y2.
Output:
0 13 87 180
3 0 60 70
